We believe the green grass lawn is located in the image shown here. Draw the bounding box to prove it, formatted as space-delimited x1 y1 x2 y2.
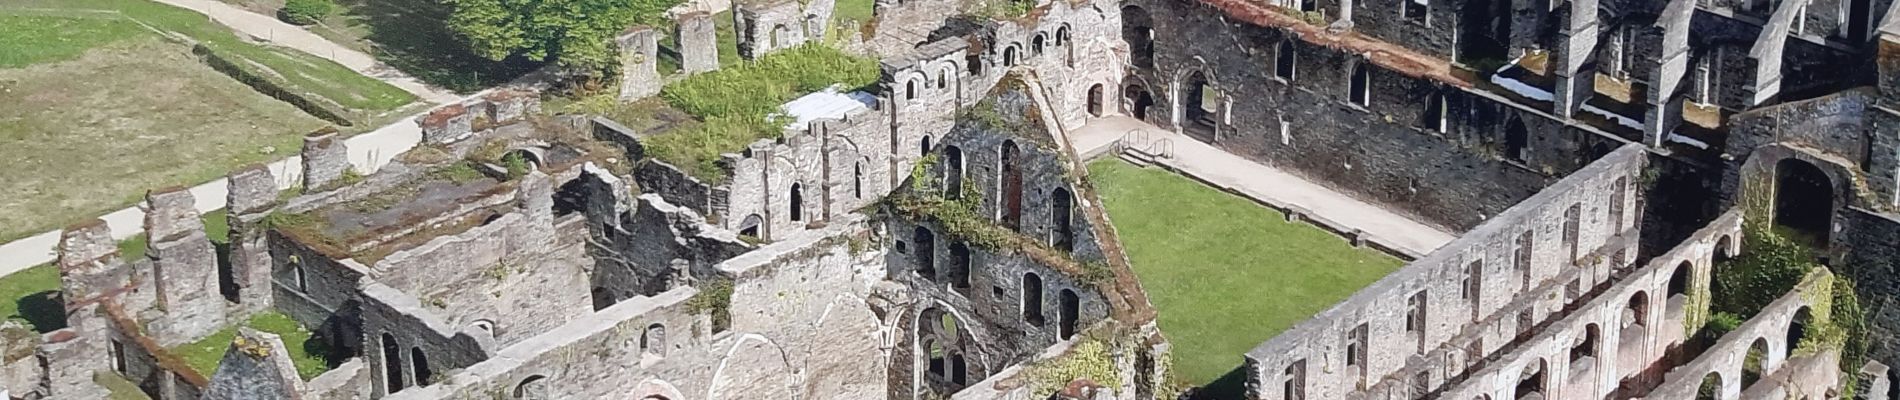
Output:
0 265 65 333
172 311 334 380
0 14 148 67
1088 159 1404 387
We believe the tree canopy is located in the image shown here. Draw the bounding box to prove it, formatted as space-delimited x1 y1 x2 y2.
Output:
444 0 682 72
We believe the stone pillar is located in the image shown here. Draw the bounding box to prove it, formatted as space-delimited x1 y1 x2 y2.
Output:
47 222 117 400
419 103 475 144
515 171 556 249
300 128 350 191
227 166 278 312
1642 0 1695 148
58 220 124 306
618 27 662 101
143 188 225 346
678 12 721 74
1550 0 1599 118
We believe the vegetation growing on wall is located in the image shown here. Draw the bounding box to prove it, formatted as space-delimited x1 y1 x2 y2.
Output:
1025 337 1122 398
689 276 735 332
642 45 880 183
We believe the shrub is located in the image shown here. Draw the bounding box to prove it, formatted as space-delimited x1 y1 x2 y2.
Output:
280 0 335 26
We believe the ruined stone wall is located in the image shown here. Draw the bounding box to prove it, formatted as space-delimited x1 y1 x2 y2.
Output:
1243 145 1647 400
1841 207 1900 394
380 220 889 400
985 0 1127 131
886 39 970 187
1640 269 1839 400
1126 0 1636 230
358 282 491 398
1428 209 1743 400
736 0 836 59
369 211 592 348
268 232 369 330
721 102 894 241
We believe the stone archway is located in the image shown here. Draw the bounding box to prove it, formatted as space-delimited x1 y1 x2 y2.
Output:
1122 83 1155 121
1773 158 1833 244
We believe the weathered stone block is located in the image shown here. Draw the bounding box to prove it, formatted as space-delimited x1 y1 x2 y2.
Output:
419 103 474 144
300 128 350 191
678 12 720 74
618 27 663 101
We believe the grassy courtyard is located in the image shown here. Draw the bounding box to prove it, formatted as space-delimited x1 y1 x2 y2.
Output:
1087 159 1404 387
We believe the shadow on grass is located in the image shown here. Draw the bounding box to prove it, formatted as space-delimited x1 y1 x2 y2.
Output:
333 0 540 93
1184 366 1248 400
16 290 66 333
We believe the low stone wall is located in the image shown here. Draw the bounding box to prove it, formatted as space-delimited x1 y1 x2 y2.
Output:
1244 144 1648 400
193 44 355 127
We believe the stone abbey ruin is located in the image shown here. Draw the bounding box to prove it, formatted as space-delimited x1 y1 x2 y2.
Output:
12 0 1900 397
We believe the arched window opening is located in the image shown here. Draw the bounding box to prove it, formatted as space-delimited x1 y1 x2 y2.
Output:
1669 261 1692 298
291 256 307 292
1611 177 1628 232
382 333 406 392
949 242 972 292
1051 187 1074 251
1774 158 1833 245
1715 235 1734 262
642 323 667 358
1513 360 1546 399
1058 289 1080 340
515 375 549 399
1122 6 1154 68
1505 118 1529 163
1787 307 1811 357
920 135 933 157
1032 34 1046 55
770 24 789 48
1123 83 1155 121
1087 84 1106 117
1023 273 1045 326
1620 292 1649 364
1569 324 1600 368
789 183 804 222
1274 41 1297 80
944 145 965 198
738 214 763 239
1515 231 1533 289
1349 63 1370 106
1283 360 1307 400
1184 71 1218 138
926 340 945 377
412 348 433 386
1004 46 1018 66
1696 372 1723 400
1562 203 1581 261
853 162 864 199
1742 338 1769 387
1000 141 1023 229
1056 26 1071 46
907 79 919 100
914 227 937 278
1456 0 1512 63
950 354 967 384
1426 92 1450 132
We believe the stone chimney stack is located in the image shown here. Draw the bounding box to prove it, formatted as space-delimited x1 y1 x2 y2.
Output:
300 127 350 190
226 166 278 311
618 27 662 101
142 188 226 345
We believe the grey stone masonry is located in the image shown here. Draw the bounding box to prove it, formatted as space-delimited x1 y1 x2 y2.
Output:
678 12 720 74
58 220 124 302
419 103 474 144
200 329 305 400
142 188 225 346
619 27 663 101
226 166 277 311
300 128 350 191
734 0 834 59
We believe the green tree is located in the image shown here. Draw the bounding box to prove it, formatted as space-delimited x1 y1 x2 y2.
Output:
444 0 681 72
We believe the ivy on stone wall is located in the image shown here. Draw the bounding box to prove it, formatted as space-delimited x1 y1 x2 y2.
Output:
688 277 734 332
1026 337 1122 398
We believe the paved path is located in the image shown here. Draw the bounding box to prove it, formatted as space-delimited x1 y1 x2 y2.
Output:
148 0 461 103
1072 116 1458 256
